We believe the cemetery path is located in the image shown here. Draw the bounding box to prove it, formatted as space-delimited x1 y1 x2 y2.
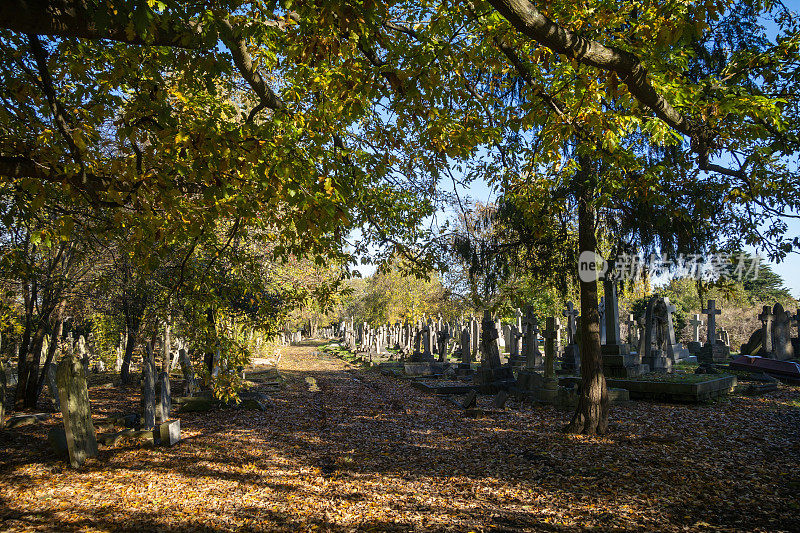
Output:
1 340 800 532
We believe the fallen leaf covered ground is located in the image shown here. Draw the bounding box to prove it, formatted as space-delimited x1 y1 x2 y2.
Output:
2 340 799 532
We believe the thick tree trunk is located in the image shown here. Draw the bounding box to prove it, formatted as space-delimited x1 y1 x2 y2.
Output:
565 186 609 435
19 323 47 409
120 325 138 384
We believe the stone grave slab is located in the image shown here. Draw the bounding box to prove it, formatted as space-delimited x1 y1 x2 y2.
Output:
730 355 800 381
605 375 737 402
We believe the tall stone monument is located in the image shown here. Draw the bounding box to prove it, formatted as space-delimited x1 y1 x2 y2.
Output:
56 353 98 468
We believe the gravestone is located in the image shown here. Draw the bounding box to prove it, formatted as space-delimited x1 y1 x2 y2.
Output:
412 322 435 362
158 419 181 446
492 390 509 409
437 329 451 363
459 327 473 367
601 277 628 355
56 353 98 468
507 325 524 367
178 348 198 396
561 301 580 371
772 303 795 361
475 310 514 390
625 313 639 351
470 317 479 360
522 306 542 369
698 300 729 363
663 298 690 362
687 314 703 355
642 296 671 372
602 280 646 377
537 317 560 402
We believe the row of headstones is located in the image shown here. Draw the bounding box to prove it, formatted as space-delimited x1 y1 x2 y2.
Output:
275 330 303 345
337 284 739 375
339 315 490 363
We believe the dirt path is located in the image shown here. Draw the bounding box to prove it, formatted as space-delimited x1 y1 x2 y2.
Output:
1 341 799 532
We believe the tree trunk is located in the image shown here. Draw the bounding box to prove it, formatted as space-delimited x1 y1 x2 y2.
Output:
163 319 171 373
565 186 609 435
20 323 47 409
35 316 63 400
120 324 138 384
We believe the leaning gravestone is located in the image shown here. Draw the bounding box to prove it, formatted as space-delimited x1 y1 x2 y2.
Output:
158 419 181 446
56 353 98 468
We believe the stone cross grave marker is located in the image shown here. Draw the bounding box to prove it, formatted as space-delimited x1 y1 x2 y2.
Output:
522 306 541 369
542 317 560 380
562 301 578 345
758 305 774 354
702 300 721 346
689 314 703 343
625 313 637 347
772 303 795 360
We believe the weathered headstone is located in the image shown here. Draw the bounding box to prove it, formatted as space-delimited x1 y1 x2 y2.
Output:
475 311 514 389
772 303 795 361
492 390 509 409
522 306 542 369
537 317 560 402
158 419 181 446
460 327 472 365
625 313 639 350
56 354 98 468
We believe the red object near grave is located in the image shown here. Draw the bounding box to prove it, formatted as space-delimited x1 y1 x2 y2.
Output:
730 355 800 379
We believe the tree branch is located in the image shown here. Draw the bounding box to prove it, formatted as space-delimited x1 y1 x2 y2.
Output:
486 0 692 135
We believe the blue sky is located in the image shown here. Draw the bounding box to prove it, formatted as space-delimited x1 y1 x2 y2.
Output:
356 0 800 299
